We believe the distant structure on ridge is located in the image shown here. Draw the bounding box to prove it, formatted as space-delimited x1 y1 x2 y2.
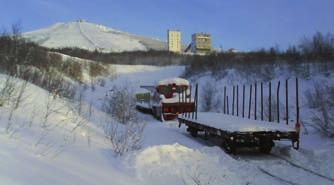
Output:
167 30 181 53
191 33 211 55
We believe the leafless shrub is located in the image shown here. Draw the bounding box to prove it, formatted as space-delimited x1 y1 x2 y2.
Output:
89 62 107 77
201 82 218 112
0 75 17 107
41 92 65 128
306 82 334 137
103 84 137 124
90 80 96 92
84 101 94 147
186 174 213 185
0 26 79 99
6 79 28 133
98 78 106 87
104 118 145 156
15 65 77 99
28 105 37 127
102 83 145 155
312 103 334 137
35 92 89 157
260 64 276 82
66 88 91 135
50 57 83 82
13 79 28 109
0 76 29 133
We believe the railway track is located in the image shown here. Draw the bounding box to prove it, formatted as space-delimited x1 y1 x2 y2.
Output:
270 153 334 182
257 166 301 185
239 153 334 185
178 125 333 184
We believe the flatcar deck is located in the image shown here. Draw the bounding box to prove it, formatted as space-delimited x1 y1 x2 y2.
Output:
178 112 299 154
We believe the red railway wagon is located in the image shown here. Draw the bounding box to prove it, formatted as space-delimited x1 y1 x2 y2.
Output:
136 78 195 121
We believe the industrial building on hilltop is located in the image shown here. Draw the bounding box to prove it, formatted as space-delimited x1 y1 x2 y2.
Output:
167 30 212 55
191 33 212 55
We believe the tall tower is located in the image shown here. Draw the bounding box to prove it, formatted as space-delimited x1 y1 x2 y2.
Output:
167 30 181 53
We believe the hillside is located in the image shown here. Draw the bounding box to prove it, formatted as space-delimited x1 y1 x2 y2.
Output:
23 20 167 52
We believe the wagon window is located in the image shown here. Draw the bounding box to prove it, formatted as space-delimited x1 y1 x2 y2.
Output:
159 85 188 95
175 86 188 93
159 86 172 94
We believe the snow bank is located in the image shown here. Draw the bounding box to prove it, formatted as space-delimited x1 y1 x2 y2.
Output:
132 144 241 185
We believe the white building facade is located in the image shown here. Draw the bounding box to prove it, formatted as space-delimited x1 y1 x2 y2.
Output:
167 30 181 53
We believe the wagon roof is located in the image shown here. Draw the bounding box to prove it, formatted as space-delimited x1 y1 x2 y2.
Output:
157 77 189 86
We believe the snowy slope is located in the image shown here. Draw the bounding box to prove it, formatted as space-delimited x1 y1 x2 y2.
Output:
0 75 139 185
23 20 167 52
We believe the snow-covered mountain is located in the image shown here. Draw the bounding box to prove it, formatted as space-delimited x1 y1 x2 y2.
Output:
23 20 167 52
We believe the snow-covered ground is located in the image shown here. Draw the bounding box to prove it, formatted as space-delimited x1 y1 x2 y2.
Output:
1 65 334 185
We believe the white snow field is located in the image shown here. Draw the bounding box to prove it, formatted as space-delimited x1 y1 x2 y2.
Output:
23 20 166 52
1 65 334 185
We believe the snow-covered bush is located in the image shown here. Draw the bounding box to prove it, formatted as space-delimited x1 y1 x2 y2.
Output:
0 76 16 107
52 57 83 82
89 62 108 77
0 76 28 132
305 83 324 109
103 84 145 155
104 119 145 156
201 82 220 112
103 84 137 124
306 82 334 137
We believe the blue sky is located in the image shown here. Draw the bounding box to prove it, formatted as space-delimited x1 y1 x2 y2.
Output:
1 0 334 51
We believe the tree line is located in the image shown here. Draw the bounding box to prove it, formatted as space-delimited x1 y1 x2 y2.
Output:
185 32 334 78
51 47 189 66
